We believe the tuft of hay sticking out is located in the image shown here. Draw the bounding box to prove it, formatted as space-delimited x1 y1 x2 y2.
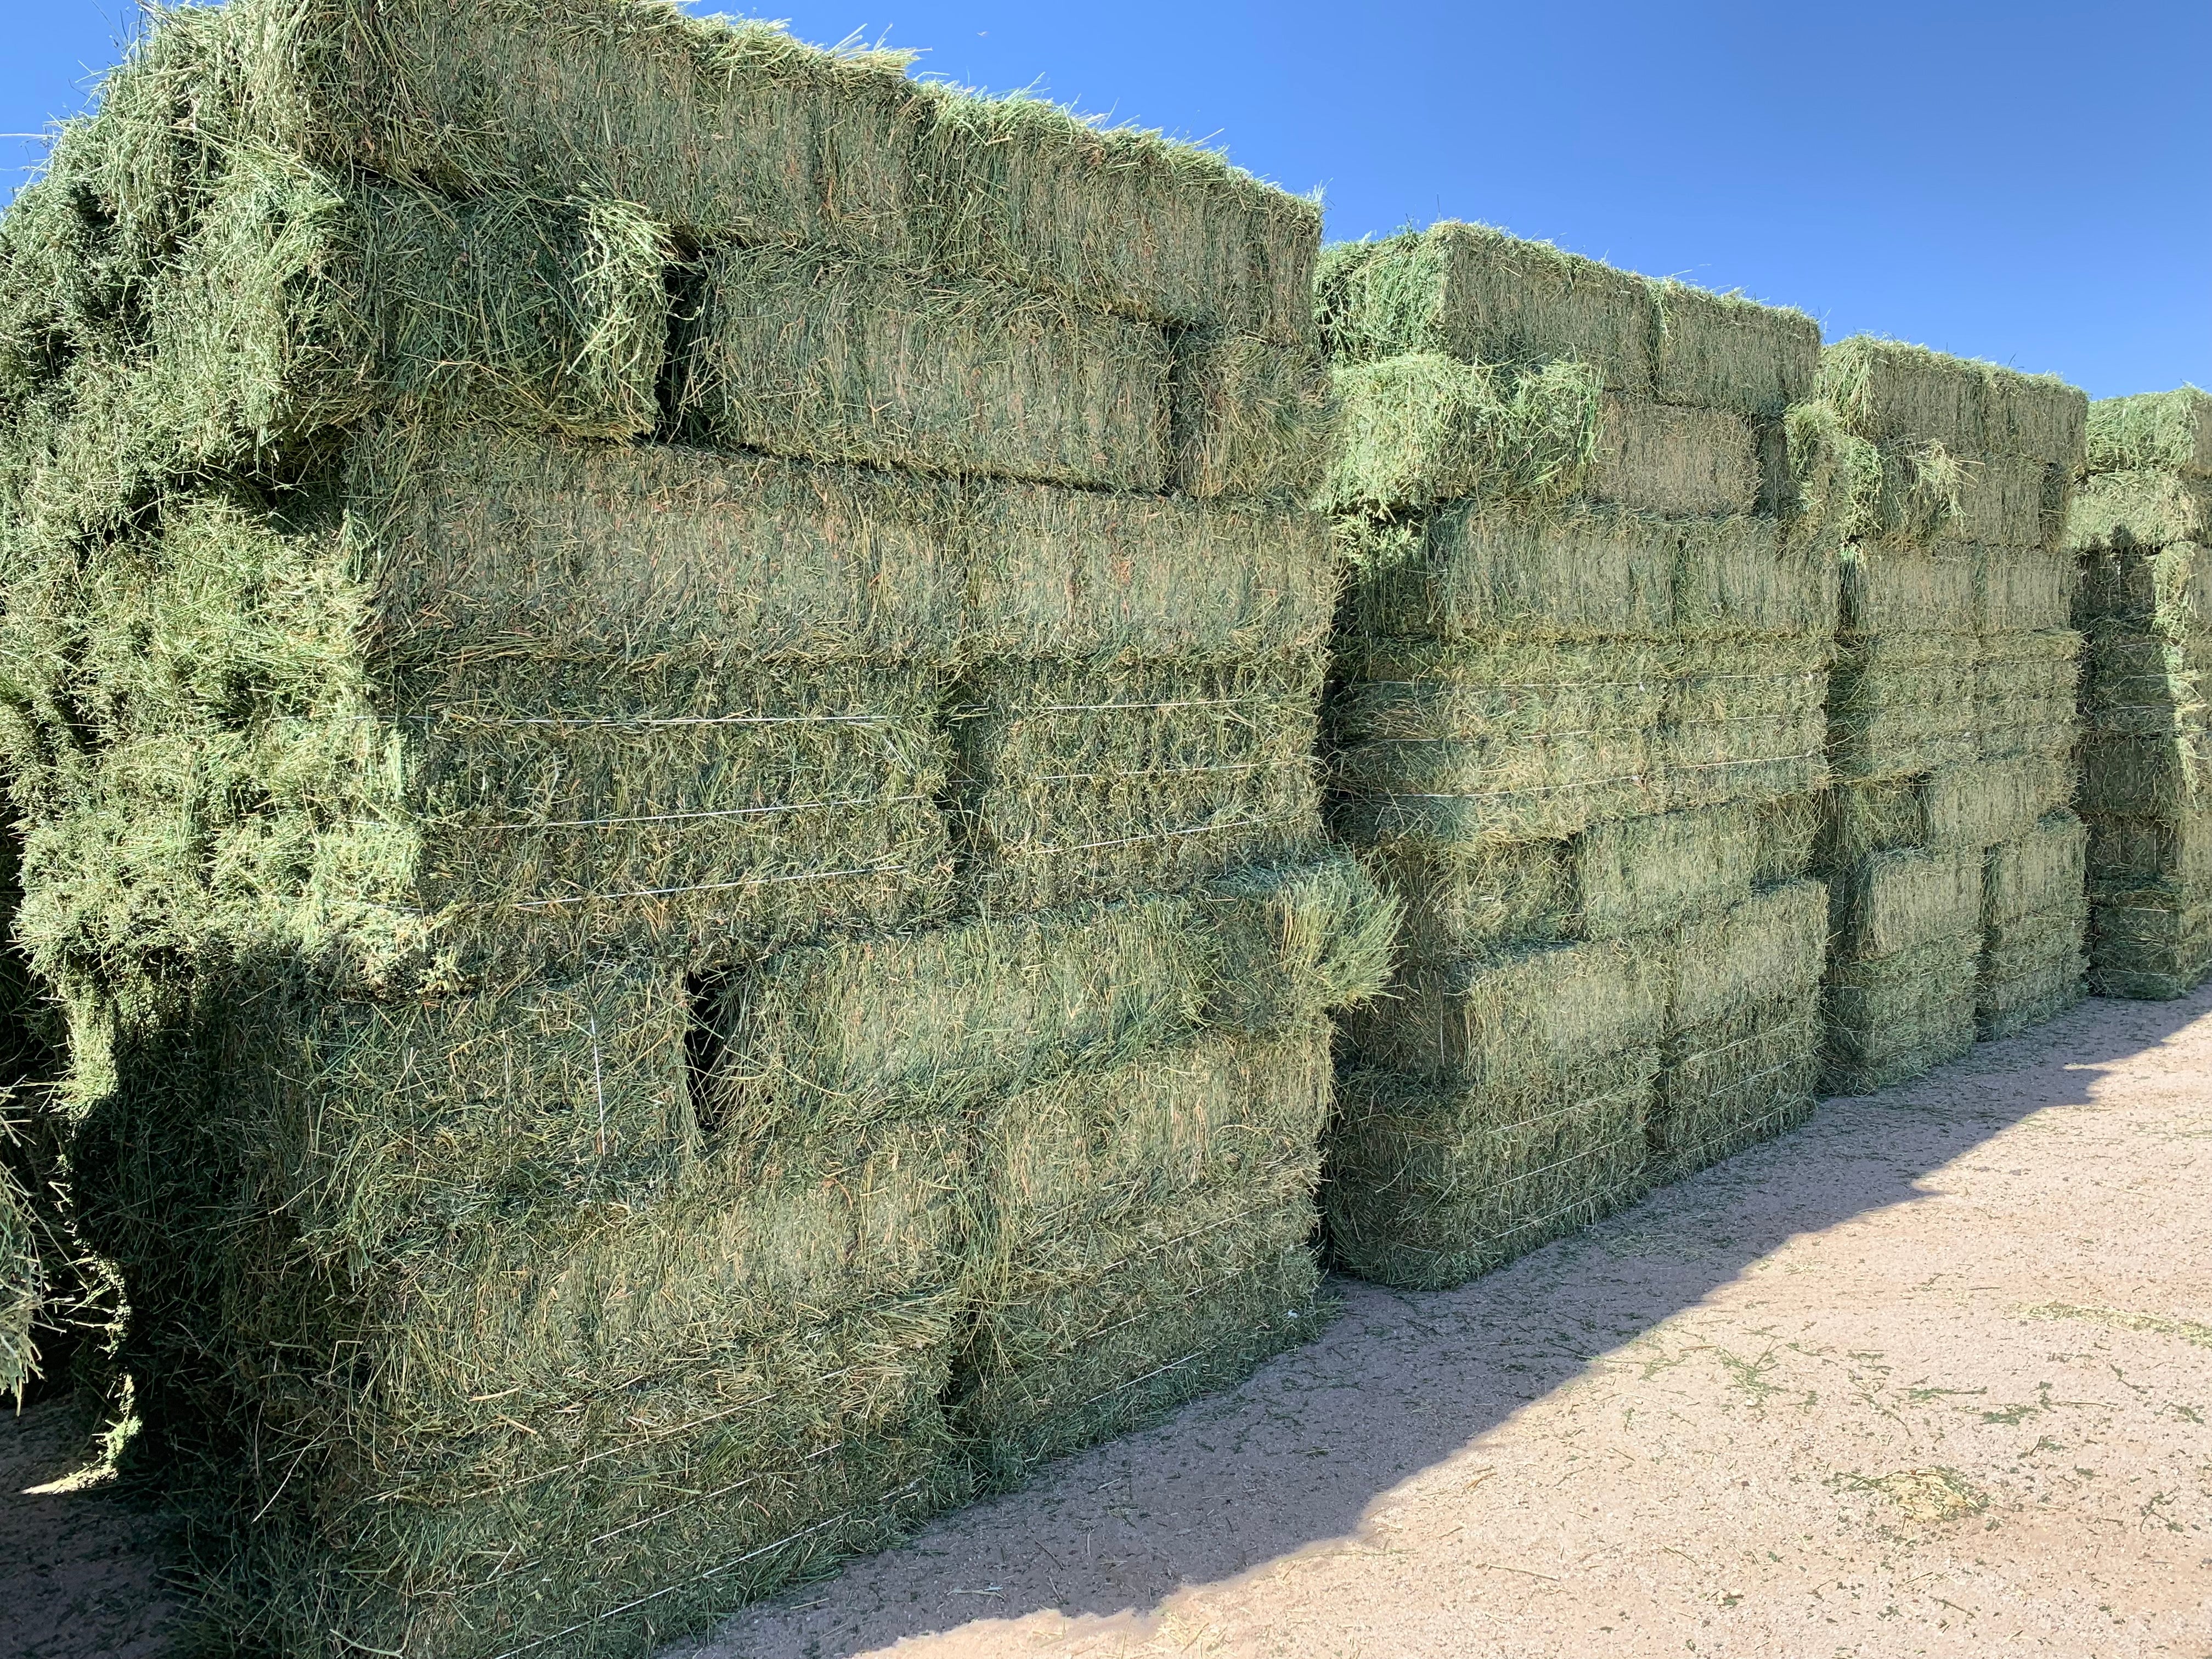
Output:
0 1154 36 1400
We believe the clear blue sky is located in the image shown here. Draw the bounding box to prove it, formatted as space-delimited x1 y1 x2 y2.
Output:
5 1 2206 398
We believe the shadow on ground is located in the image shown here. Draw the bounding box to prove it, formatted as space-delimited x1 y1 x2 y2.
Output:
4 988 2204 1659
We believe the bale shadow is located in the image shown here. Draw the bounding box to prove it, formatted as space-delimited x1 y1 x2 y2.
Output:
672 984 2212 1658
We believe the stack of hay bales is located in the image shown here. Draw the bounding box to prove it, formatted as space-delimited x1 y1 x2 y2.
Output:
2070 388 2212 998
1793 338 2087 1090
1315 223 1834 1289
0 3 1387 1653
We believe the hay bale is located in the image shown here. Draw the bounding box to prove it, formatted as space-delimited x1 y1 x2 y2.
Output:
955 1028 1331 1481
1317 222 1655 390
1977 630 2083 763
1822 933 1979 1094
1978 545 2078 635
675 246 1171 492
2070 393 2212 999
1648 280 1821 417
1815 335 2085 467
1168 330 1333 501
951 655 1324 911
0 1156 36 1400
2067 469 2212 553
2086 388 2212 478
1323 357 1756 517
1652 989 1820 1182
1831 847 1983 961
1324 1047 1655 1289
1826 635 1982 780
1838 544 1979 637
1978 811 2087 1038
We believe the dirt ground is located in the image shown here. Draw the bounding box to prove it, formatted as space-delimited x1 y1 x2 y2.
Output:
8 986 2209 1659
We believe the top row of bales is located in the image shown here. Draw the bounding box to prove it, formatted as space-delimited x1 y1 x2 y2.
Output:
1312 223 1837 1288
0 3 1391 1657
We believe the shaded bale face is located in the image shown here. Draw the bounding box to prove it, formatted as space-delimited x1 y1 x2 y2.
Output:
953 1028 1331 1477
2075 540 2212 638
1821 933 1980 1094
2070 470 2212 556
1324 1048 1655 1290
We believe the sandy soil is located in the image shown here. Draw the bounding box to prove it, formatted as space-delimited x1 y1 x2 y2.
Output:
7 986 2208 1659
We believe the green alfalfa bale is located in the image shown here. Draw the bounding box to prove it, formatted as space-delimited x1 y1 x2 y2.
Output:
1836 542 1979 637
1647 279 1821 417
2087 808 2212 895
953 1027 1334 1483
1821 932 1979 1095
1363 838 1578 965
909 87 1322 342
1323 1046 1656 1290
1651 989 1820 1183
1661 636 1831 813
2086 388 2212 478
2081 733 2211 820
1316 222 1656 392
1978 811 2088 1038
1339 503 1677 646
1785 402 2057 552
968 486 1334 664
1168 329 1333 501
1816 335 2086 469
1319 351 1602 515
1923 751 2074 850
674 245 1170 493
705 855 1393 1137
68 957 976 1659
1343 930 1673 1088
2075 540 2212 639
1586 394 1763 519
1575 800 1771 940
149 152 673 462
1976 629 2083 762
1825 634 1981 781
204 0 927 267
950 653 1325 912
1671 878 1828 1030
1829 846 1983 960
350 426 973 673
1673 515 1838 643
2067 469 2212 554
1978 545 2078 635
1327 637 1673 846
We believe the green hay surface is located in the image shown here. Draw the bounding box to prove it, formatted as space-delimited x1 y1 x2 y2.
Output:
2068 470 2212 554
2088 810 2212 894
1576 801 1773 940
1977 906 2086 1040
1651 989 1820 1184
2085 388 2212 479
1829 847 1983 960
1977 629 2083 763
1329 638 1672 843
1984 812 2089 929
1672 879 1827 1030
1787 404 2066 554
24 1 1318 341
1331 637 1825 847
1324 356 1756 518
1978 546 2078 635
2079 634 2210 738
1321 352 1601 515
967 486 1334 663
1837 543 1979 637
1324 1047 1655 1290
955 1028 1330 1481
1342 505 1830 647
1816 335 2086 469
2076 540 2212 640
1821 933 1979 1095
951 654 1325 911
675 246 1171 493
1923 752 2075 851
1169 329 1333 502
1345 932 1672 1088
705 857 1393 1133
2081 735 2211 820
1316 223 1818 417
1825 635 1980 781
